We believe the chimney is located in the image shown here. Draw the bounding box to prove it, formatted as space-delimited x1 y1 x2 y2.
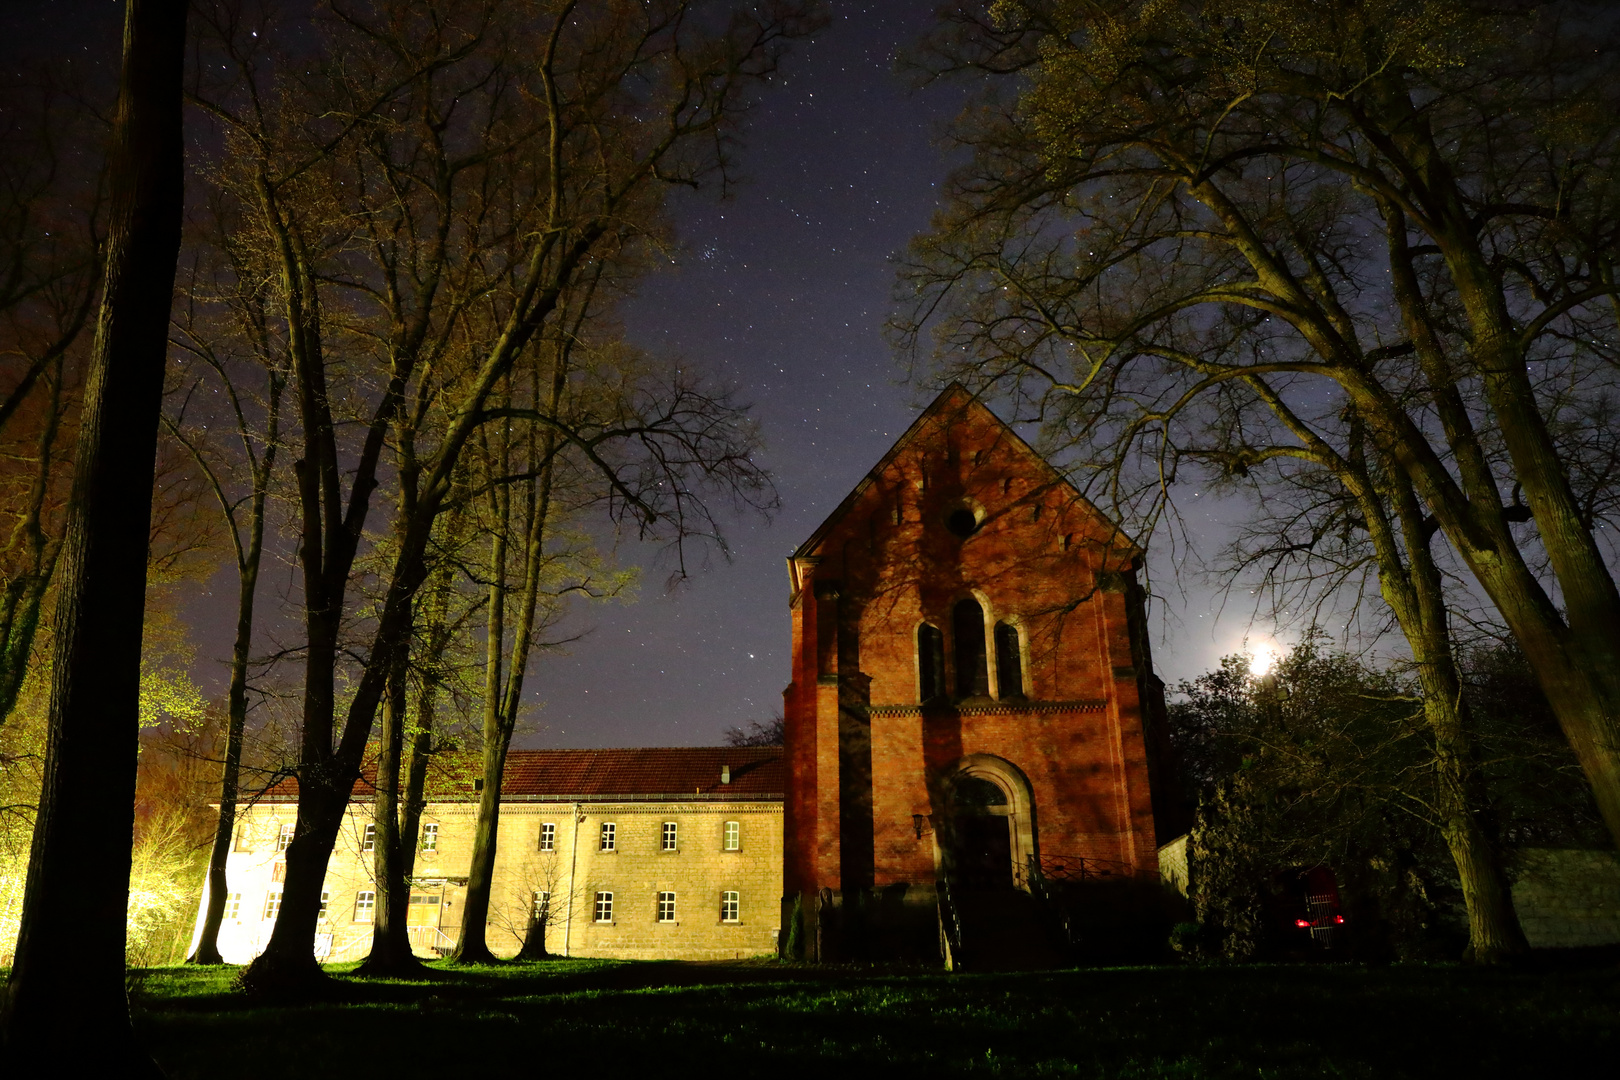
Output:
721 764 731 785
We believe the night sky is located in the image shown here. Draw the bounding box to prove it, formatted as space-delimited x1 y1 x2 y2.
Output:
5 0 1263 751
535 1 1256 749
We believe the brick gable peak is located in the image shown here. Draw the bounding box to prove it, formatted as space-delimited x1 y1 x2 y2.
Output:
790 382 1137 564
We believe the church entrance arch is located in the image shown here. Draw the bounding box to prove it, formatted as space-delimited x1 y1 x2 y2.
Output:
938 755 1037 892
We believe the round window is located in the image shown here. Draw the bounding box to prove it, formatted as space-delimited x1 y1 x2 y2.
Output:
946 508 978 538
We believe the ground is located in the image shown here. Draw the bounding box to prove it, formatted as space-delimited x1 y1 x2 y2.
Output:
128 958 1616 1078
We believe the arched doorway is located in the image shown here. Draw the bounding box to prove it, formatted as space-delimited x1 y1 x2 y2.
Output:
939 756 1036 892
950 775 1012 888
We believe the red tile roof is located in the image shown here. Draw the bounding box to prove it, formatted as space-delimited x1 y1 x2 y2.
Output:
250 746 785 804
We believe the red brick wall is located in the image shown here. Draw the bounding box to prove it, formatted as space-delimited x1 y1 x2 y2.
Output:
782 388 1167 953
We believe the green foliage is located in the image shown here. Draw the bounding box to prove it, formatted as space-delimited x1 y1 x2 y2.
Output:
125 804 210 967
1172 638 1458 959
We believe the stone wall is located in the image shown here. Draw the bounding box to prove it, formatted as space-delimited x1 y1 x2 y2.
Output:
194 797 783 964
1510 847 1620 949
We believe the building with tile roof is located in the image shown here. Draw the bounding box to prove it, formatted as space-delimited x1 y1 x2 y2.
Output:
195 747 785 964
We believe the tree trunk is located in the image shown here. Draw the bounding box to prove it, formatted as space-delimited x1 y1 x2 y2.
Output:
1367 435 1527 963
399 691 435 887
358 655 422 975
188 560 259 965
0 0 187 1068
516 911 551 960
453 359 565 964
450 422 512 965
1364 94 1620 853
450 737 513 964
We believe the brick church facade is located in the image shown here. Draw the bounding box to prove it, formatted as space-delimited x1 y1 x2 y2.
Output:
782 384 1179 960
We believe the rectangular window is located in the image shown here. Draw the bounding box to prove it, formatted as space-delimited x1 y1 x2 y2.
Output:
599 822 616 851
533 890 550 922
722 891 740 923
539 822 556 851
270 861 286 884
421 823 438 852
277 822 294 851
658 891 677 923
362 823 376 852
233 824 252 853
662 822 678 851
724 821 740 851
318 891 330 922
224 893 241 921
354 890 376 922
263 889 282 920
594 891 613 923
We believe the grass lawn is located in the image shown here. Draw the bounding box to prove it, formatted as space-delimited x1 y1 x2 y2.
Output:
129 957 1616 1078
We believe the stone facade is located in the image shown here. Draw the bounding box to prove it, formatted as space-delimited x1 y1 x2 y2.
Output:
191 748 784 963
781 385 1178 959
1511 847 1620 949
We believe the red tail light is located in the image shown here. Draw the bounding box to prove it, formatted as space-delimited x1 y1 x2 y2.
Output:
1294 918 1310 928
1334 915 1345 924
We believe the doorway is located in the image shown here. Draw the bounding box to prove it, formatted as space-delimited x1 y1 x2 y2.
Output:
948 774 1015 890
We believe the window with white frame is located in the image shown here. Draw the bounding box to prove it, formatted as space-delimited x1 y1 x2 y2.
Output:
224 893 241 921
233 824 252 853
721 890 740 923
277 822 294 851
724 820 740 851
662 822 678 851
599 822 616 851
532 890 550 922
318 890 330 921
263 889 282 920
354 890 376 922
270 861 286 883
658 891 677 923
594 891 613 922
421 823 438 852
539 822 556 851
362 823 376 852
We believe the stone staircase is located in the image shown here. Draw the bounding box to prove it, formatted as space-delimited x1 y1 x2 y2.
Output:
940 885 1065 972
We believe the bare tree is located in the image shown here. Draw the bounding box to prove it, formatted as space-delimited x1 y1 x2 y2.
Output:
187 0 816 994
900 0 1620 852
166 200 290 965
0 72 107 728
724 713 785 747
0 0 188 1069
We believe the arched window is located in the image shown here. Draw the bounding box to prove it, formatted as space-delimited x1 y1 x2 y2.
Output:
918 624 945 702
994 622 1024 698
953 598 989 698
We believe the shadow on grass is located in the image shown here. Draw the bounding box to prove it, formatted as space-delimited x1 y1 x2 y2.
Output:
132 959 1619 1079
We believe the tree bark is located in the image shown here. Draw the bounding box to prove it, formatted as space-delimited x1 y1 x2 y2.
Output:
1371 445 1527 963
188 548 260 965
516 910 551 960
188 384 279 965
0 0 188 1068
357 653 422 975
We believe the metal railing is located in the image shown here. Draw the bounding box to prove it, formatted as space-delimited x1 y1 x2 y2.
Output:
407 925 458 957
1028 853 1130 883
937 877 965 970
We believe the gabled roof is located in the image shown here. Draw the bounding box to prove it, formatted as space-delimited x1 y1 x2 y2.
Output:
250 746 785 805
792 382 1131 559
